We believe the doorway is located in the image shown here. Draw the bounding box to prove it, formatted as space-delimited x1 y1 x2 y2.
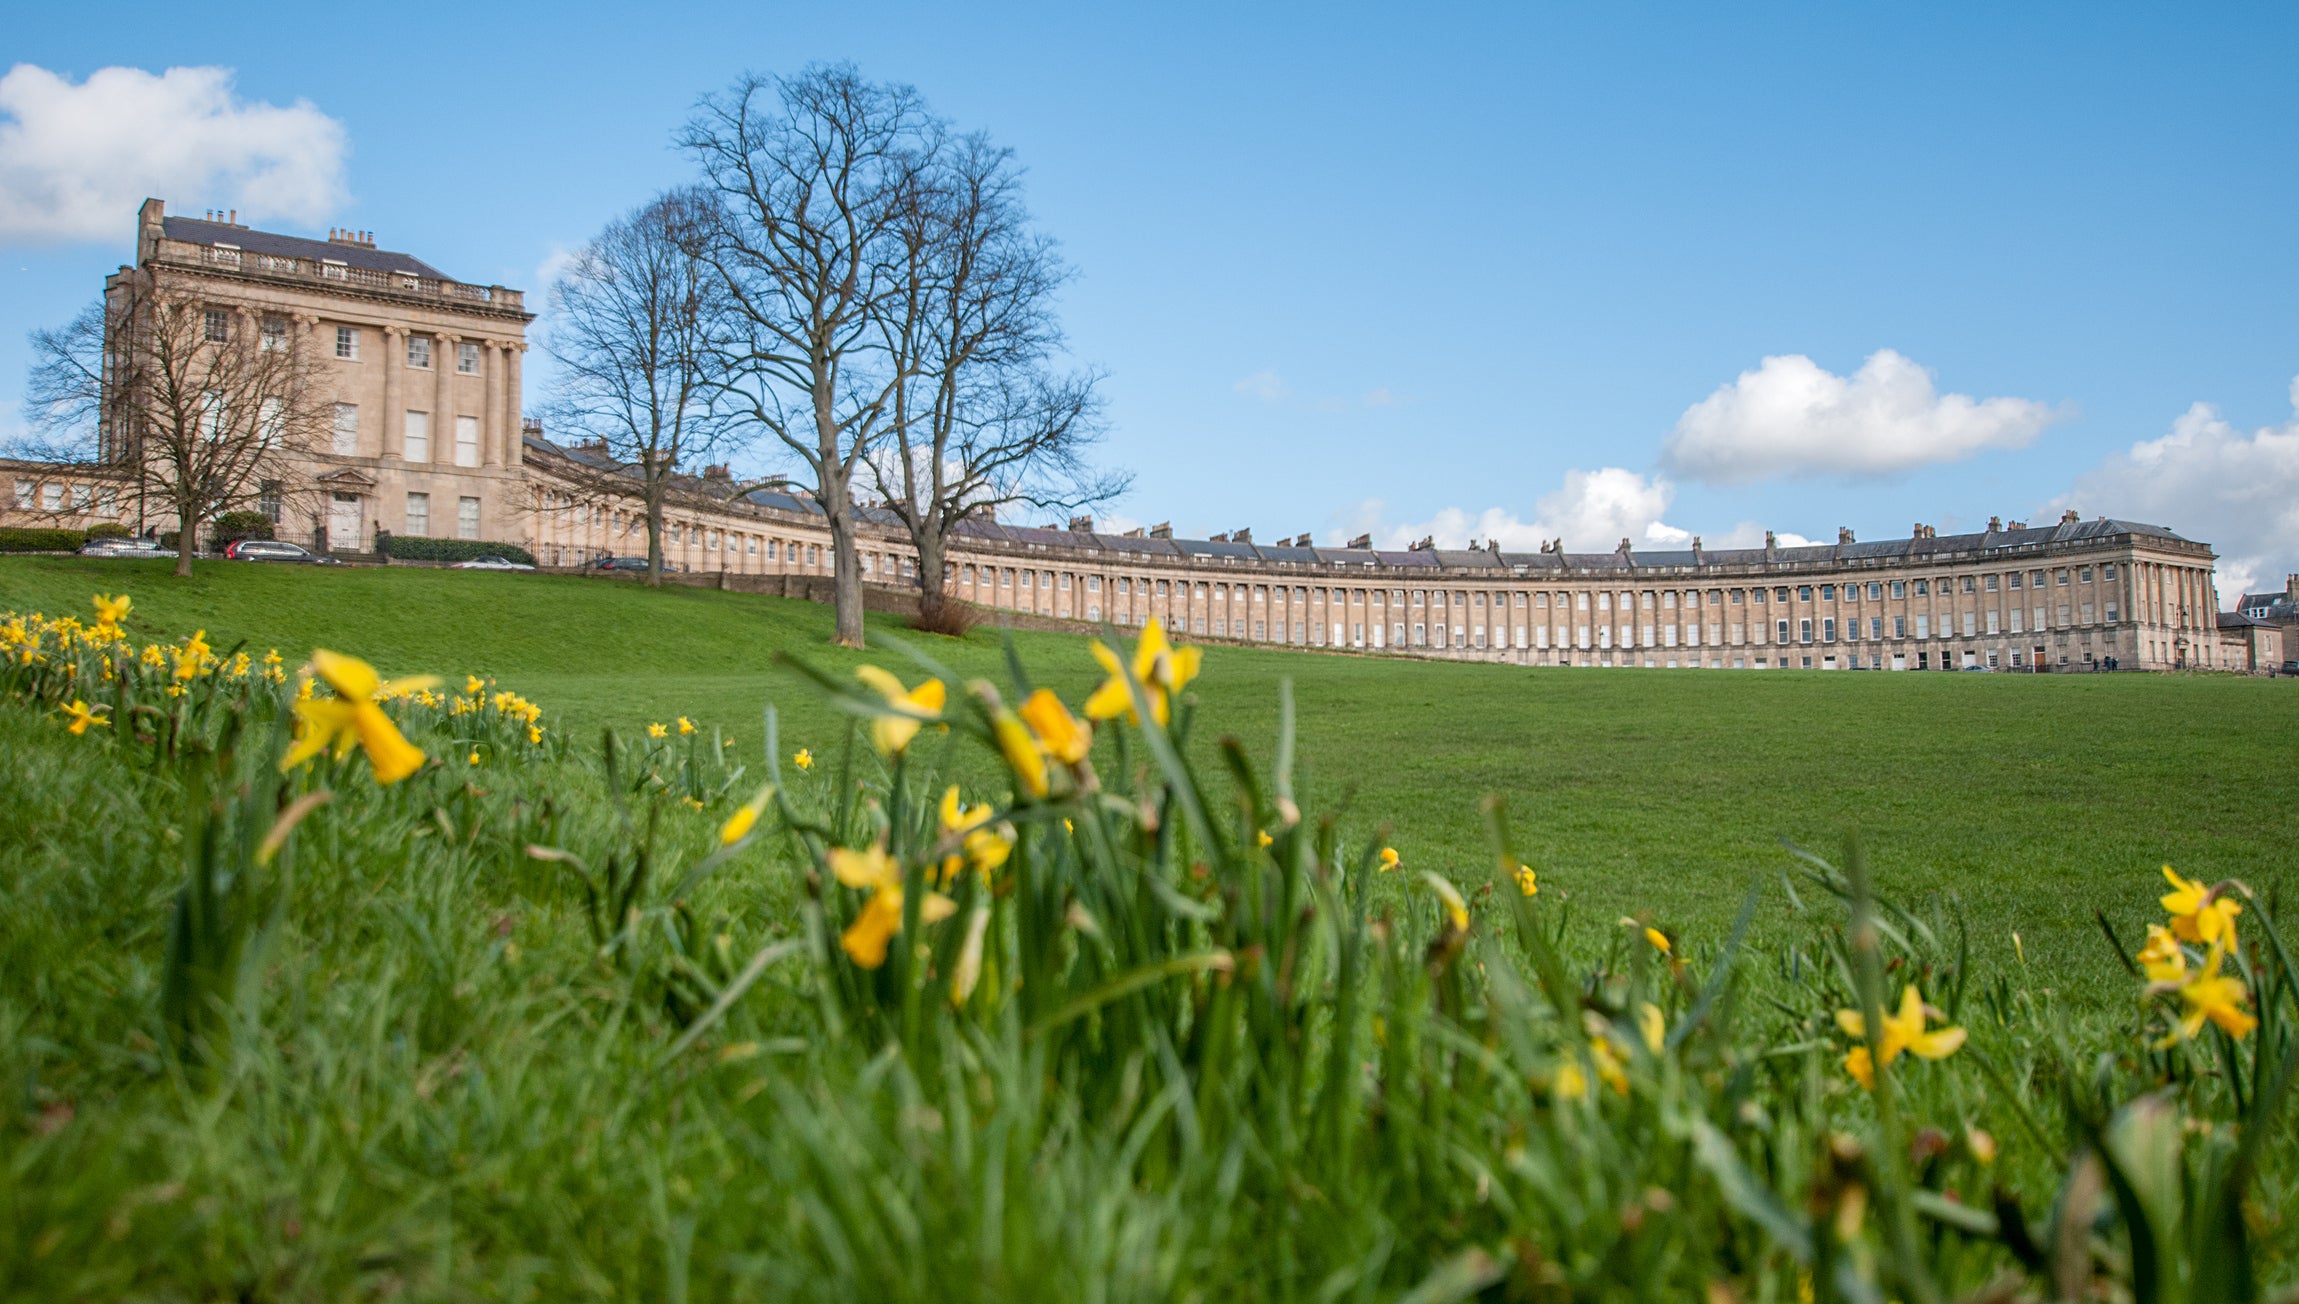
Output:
328 493 363 552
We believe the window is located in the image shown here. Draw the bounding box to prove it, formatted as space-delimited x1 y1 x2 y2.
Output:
332 403 359 456
407 336 432 369
455 415 480 467
260 317 288 352
1777 619 1791 642
1868 582 1882 599
258 480 282 522
1986 574 2000 592
335 327 360 360
1913 579 1928 596
1087 576 1101 592
405 492 431 536
2079 566 2093 582
1962 576 1976 593
457 497 480 540
404 411 431 462
1893 616 1906 638
41 482 64 510
1915 615 1929 638
13 480 32 508
2102 564 2115 579
1800 618 1814 643
203 309 231 343
457 342 481 375
2008 572 2021 590
1819 585 1833 600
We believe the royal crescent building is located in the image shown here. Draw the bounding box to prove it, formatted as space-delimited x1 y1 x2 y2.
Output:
1 202 2255 674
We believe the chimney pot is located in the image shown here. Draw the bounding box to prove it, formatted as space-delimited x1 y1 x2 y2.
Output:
1838 526 1854 544
1347 532 1371 550
1988 515 2003 532
1149 522 1172 539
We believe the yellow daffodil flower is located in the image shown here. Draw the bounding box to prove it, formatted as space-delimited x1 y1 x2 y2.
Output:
466 675 485 695
1554 1060 1591 1102
1516 863 1539 896
828 842 955 968
1018 688 1091 764
719 785 775 846
1644 927 1672 956
854 665 945 756
2161 867 2240 946
793 748 814 771
2168 941 2256 1044
280 650 439 784
937 785 1014 884
1257 830 1274 848
1378 846 1400 872
468 749 482 765
1422 871 1469 933
527 724 544 745
1836 985 1966 1088
2137 924 2187 984
92 593 131 629
992 709 1049 798
1637 1002 1666 1055
678 716 696 735
647 722 667 739
1083 618 1200 727
60 698 110 735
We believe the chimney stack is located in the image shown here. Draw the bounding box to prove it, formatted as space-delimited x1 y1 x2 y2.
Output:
1068 514 1093 533
1838 526 1855 544
1122 526 1145 538
1149 522 1172 540
1347 533 1371 550
1232 527 1251 543
1209 531 1229 543
1988 515 2003 532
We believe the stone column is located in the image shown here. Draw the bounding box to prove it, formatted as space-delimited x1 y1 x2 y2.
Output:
433 333 458 465
483 340 505 467
382 326 405 459
506 344 526 466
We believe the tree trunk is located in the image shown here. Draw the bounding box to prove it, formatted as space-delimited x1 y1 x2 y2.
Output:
645 481 666 588
914 522 948 619
174 502 194 578
818 461 865 647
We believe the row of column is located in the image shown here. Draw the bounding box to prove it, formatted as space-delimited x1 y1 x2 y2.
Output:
368 322 524 468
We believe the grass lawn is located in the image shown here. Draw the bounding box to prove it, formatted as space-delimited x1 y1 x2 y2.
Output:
5 553 2293 1005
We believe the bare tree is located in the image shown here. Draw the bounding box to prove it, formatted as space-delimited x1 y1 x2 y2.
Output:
542 188 735 585
872 134 1126 623
26 273 329 577
682 64 941 647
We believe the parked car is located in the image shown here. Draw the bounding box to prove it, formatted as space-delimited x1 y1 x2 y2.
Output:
452 556 536 571
2278 660 2299 678
591 556 678 573
78 537 176 559
224 539 343 565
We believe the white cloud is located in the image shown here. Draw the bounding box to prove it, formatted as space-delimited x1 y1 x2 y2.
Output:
0 63 346 244
1232 369 1288 402
1363 386 1400 408
1350 468 1683 551
1662 349 2066 483
2055 375 2299 600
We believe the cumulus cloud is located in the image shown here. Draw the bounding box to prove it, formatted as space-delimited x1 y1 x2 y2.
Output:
1232 369 1288 402
0 63 346 244
1662 349 2066 483
1349 468 1685 551
2055 376 2299 600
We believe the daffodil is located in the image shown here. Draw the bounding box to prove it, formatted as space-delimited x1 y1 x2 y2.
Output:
937 786 1013 884
1636 1002 1666 1055
92 593 130 629
1515 863 1538 896
829 842 955 968
468 749 482 765
793 748 814 771
854 665 945 756
647 722 668 739
1422 871 1469 933
1257 830 1274 848
2137 924 2187 984
678 716 696 735
280 650 439 784
1018 688 1091 764
2166 941 2256 1044
992 709 1049 798
719 787 774 845
1644 927 1672 956
1378 847 1400 872
60 698 109 735
1836 985 1966 1088
1083 618 1200 728
527 723 544 745
466 675 486 695
2160 867 2240 946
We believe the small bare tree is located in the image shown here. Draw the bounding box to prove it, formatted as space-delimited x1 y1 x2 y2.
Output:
26 272 329 577
873 134 1125 623
682 64 941 648
542 187 735 586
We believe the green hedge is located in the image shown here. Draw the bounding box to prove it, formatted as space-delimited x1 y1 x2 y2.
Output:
86 523 132 542
211 511 275 547
0 527 87 553
381 535 537 566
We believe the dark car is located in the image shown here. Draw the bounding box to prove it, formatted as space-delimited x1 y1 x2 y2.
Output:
79 536 177 559
2279 660 2299 678
225 539 343 565
591 556 679 573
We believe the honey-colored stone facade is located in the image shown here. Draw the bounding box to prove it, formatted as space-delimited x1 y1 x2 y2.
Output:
1 203 2237 673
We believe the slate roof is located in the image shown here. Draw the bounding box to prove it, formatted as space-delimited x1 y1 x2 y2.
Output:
162 216 453 281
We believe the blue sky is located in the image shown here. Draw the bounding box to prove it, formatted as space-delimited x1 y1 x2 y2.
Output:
7 4 2298 592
